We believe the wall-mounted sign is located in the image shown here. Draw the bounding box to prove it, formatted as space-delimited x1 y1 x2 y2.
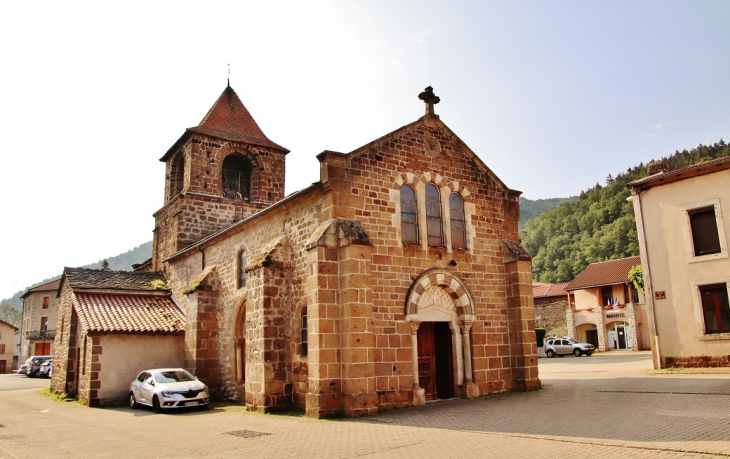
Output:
655 291 666 300
606 312 625 318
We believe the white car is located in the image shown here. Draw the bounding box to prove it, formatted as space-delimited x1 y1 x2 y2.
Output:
544 338 594 357
129 368 210 413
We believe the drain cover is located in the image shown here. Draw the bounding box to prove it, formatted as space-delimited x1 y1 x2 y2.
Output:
226 430 271 438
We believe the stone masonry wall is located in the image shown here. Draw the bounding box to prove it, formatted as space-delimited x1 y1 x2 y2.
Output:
535 299 569 338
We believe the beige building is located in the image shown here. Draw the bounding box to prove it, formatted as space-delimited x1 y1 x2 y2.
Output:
565 257 649 352
19 279 61 363
629 157 730 368
0 319 18 373
53 85 540 416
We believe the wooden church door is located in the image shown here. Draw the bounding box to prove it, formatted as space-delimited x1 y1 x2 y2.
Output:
417 322 455 400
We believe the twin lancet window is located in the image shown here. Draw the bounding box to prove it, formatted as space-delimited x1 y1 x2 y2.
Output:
400 183 466 249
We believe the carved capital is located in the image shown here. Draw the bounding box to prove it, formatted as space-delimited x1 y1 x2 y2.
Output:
410 322 421 334
460 321 473 334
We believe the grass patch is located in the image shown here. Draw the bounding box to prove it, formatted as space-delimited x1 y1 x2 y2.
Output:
40 387 68 402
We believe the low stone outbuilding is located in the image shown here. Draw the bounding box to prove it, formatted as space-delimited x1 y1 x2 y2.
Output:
51 268 186 406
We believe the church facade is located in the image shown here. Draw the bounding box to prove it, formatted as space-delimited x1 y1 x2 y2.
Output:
53 84 540 417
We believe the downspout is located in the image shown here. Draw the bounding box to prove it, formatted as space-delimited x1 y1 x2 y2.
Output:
628 190 662 369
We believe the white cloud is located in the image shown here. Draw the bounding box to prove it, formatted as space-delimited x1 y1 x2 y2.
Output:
653 120 680 130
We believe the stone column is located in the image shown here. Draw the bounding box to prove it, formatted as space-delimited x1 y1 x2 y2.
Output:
410 322 426 405
460 321 479 398
235 343 243 381
626 302 639 351
594 305 607 352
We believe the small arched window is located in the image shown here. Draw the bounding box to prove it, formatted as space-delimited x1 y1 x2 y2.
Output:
400 184 419 244
450 193 466 249
238 250 247 288
170 154 185 198
222 155 253 201
301 307 308 356
425 183 443 247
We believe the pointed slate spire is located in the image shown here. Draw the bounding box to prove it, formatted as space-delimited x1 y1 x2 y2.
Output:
187 86 288 152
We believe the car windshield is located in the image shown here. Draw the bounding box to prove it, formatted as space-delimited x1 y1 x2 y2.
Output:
567 339 578 344
154 370 195 383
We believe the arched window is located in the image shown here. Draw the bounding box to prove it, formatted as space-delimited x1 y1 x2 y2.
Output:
450 193 466 249
222 155 253 201
425 183 443 247
301 307 308 356
170 154 185 198
400 184 419 244
238 250 247 288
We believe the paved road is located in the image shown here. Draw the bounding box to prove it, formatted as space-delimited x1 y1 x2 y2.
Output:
1 351 729 458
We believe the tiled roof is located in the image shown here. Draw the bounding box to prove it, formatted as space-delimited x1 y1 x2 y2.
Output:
533 282 570 298
565 256 641 291
73 293 185 334
20 279 61 298
64 267 167 292
628 155 730 190
161 86 288 161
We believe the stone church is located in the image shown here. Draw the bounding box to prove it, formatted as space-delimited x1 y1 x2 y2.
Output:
52 84 540 417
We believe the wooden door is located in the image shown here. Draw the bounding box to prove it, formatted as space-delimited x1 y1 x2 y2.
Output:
617 325 627 349
0 361 6 374
34 343 51 355
434 322 455 399
586 330 599 349
417 323 436 400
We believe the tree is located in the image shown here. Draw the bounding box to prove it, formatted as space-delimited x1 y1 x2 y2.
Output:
628 265 644 293
0 303 22 327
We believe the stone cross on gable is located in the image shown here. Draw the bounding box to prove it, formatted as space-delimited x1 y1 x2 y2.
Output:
418 86 440 116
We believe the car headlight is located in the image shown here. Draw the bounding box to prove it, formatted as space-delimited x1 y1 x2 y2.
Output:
161 391 177 397
203 385 209 393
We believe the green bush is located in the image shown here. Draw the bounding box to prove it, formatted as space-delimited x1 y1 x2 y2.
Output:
535 327 546 347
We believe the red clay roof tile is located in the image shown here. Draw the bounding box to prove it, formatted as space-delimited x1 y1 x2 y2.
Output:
73 293 185 334
565 256 641 291
533 282 570 298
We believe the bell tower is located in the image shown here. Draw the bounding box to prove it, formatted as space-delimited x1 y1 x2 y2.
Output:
151 85 289 270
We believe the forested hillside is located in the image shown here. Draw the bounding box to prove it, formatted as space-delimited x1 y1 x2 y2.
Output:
519 196 577 229
0 241 153 311
522 140 730 283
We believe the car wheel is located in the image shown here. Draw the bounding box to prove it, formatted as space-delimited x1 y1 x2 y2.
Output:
31 370 39 377
546 350 555 358
573 349 582 357
129 393 138 410
152 396 162 414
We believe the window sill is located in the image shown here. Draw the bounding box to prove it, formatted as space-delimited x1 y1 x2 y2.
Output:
687 250 728 264
698 332 730 341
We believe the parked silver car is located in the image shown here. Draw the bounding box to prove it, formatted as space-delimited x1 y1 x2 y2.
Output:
26 356 53 377
129 368 210 413
544 338 594 357
38 359 53 378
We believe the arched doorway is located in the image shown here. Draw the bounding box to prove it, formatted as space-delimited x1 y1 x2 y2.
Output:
405 269 477 403
233 300 246 400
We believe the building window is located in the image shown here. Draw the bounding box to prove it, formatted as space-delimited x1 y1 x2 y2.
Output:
42 297 49 309
222 155 253 201
601 286 614 307
449 193 466 249
689 207 722 256
238 251 247 288
400 184 418 244
425 183 443 247
301 307 308 356
700 284 730 334
0 344 5 354
170 153 185 198
40 317 49 333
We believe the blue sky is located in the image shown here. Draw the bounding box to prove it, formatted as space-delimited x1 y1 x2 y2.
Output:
1 1 729 299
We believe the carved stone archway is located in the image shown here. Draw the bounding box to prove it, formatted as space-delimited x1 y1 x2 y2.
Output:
405 268 478 404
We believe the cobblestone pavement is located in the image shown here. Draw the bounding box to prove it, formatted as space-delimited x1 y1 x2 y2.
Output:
1 351 729 458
